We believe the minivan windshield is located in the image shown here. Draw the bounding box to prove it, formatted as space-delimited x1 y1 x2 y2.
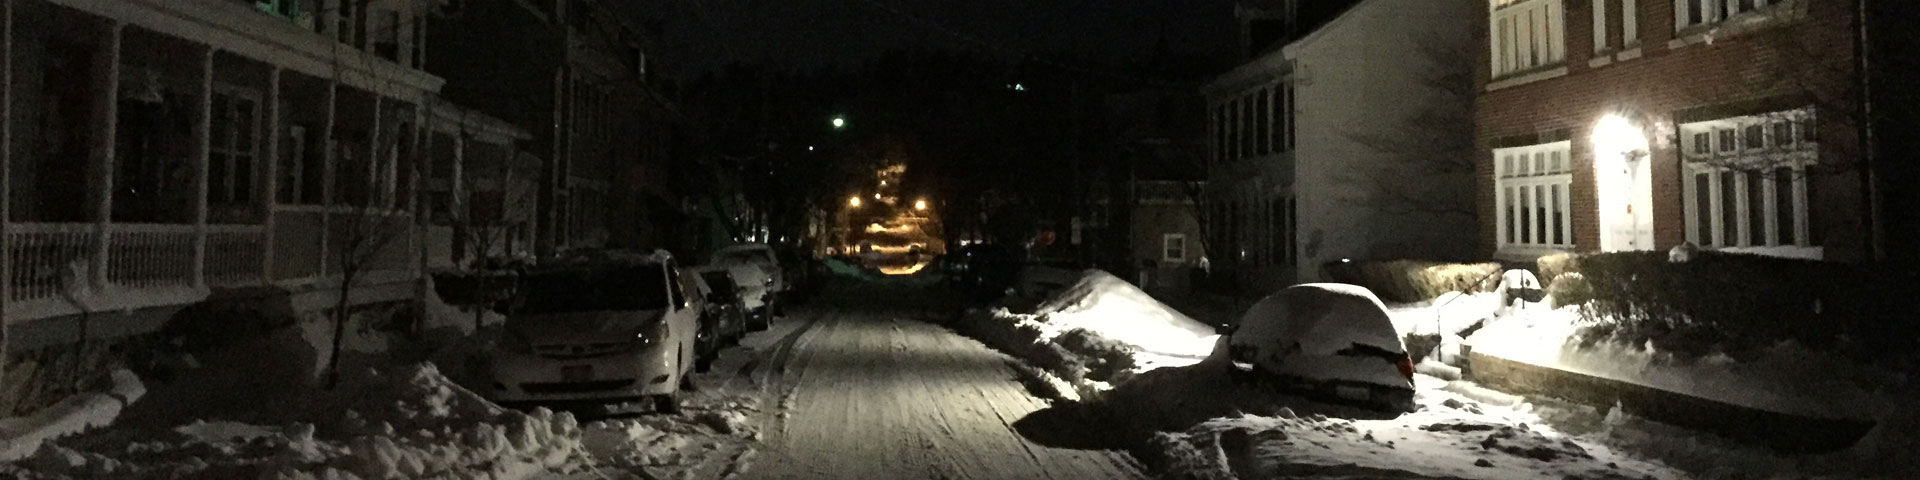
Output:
515 265 670 314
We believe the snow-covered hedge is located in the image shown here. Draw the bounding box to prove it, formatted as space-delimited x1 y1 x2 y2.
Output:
1321 259 1501 304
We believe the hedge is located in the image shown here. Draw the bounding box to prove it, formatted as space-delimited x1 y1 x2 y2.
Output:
1548 251 1920 361
1320 259 1502 303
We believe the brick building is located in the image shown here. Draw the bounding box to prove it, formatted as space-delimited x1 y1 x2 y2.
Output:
1474 0 1909 264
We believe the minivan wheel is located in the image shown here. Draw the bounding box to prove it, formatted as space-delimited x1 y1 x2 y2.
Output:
653 393 680 414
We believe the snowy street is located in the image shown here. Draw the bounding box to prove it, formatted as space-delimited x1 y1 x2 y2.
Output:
627 283 1144 479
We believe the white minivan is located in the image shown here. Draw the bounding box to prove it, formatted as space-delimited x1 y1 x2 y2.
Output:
488 253 700 413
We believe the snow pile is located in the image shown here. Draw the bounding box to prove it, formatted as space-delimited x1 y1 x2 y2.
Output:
951 270 1219 397
0 370 145 462
1144 381 1683 480
1386 291 1502 339
1025 270 1219 369
7 363 587 479
1466 308 1902 421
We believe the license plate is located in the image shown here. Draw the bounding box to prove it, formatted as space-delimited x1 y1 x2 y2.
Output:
562 365 592 382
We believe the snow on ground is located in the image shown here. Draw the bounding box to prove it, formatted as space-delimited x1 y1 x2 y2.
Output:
1465 307 1903 422
3 363 586 479
1013 349 1682 480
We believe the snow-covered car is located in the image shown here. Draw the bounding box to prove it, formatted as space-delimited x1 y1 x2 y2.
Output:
488 256 699 413
1226 283 1417 412
706 262 774 331
714 243 787 294
693 266 749 368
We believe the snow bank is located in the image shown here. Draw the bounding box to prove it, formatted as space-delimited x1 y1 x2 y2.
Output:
578 396 763 474
9 363 587 479
1027 270 1219 368
1466 308 1902 421
1145 383 1683 480
0 369 144 462
950 270 1219 397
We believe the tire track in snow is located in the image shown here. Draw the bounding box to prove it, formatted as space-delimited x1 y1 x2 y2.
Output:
727 304 1141 480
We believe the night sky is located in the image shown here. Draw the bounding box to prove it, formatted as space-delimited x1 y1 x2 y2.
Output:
619 0 1238 78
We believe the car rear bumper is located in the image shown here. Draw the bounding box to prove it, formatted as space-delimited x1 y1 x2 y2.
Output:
487 345 679 403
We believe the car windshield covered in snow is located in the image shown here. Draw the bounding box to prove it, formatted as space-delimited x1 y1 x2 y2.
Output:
714 249 774 266
514 265 670 314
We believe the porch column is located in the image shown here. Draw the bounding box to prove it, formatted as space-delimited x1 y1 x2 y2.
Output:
89 22 125 290
318 80 336 278
409 102 424 276
261 67 282 282
2 0 13 314
368 95 383 210
191 47 213 289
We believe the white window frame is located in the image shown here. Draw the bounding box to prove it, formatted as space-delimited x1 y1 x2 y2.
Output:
1680 108 1815 249
1591 0 1639 53
1490 0 1566 78
1494 141 1574 253
1163 234 1187 262
1674 0 1784 31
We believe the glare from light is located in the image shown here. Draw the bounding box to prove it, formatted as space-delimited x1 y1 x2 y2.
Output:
831 116 847 129
914 199 928 211
808 145 815 151
880 180 887 186
848 196 861 208
1592 113 1649 162
873 193 881 199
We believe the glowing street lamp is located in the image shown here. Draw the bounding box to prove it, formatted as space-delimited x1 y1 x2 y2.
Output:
848 196 862 208
914 199 929 211
831 116 847 129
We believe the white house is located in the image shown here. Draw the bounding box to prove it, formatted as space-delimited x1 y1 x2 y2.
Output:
0 0 521 349
1202 0 1477 290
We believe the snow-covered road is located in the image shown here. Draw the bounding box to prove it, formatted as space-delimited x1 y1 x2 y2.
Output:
701 287 1143 480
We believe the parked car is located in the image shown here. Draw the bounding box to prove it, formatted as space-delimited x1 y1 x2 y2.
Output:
708 262 775 331
1013 257 1084 301
1225 283 1416 413
714 243 787 296
941 243 1019 300
487 253 699 414
694 266 749 366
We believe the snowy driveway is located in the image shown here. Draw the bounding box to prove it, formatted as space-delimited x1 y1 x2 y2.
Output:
694 285 1143 480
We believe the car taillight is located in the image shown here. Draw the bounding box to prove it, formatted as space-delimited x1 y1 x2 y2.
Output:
1394 355 1415 381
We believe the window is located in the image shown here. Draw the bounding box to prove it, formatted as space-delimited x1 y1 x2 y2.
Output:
256 0 303 20
1494 141 1573 251
1267 196 1295 266
1162 234 1187 262
1675 0 1782 30
1681 108 1815 249
278 124 327 205
1592 0 1639 53
1255 89 1271 155
210 86 261 206
1213 104 1226 165
1490 0 1565 77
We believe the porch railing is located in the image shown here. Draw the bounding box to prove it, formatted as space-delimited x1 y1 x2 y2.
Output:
6 223 100 303
206 225 266 286
105 223 197 290
6 222 267 305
